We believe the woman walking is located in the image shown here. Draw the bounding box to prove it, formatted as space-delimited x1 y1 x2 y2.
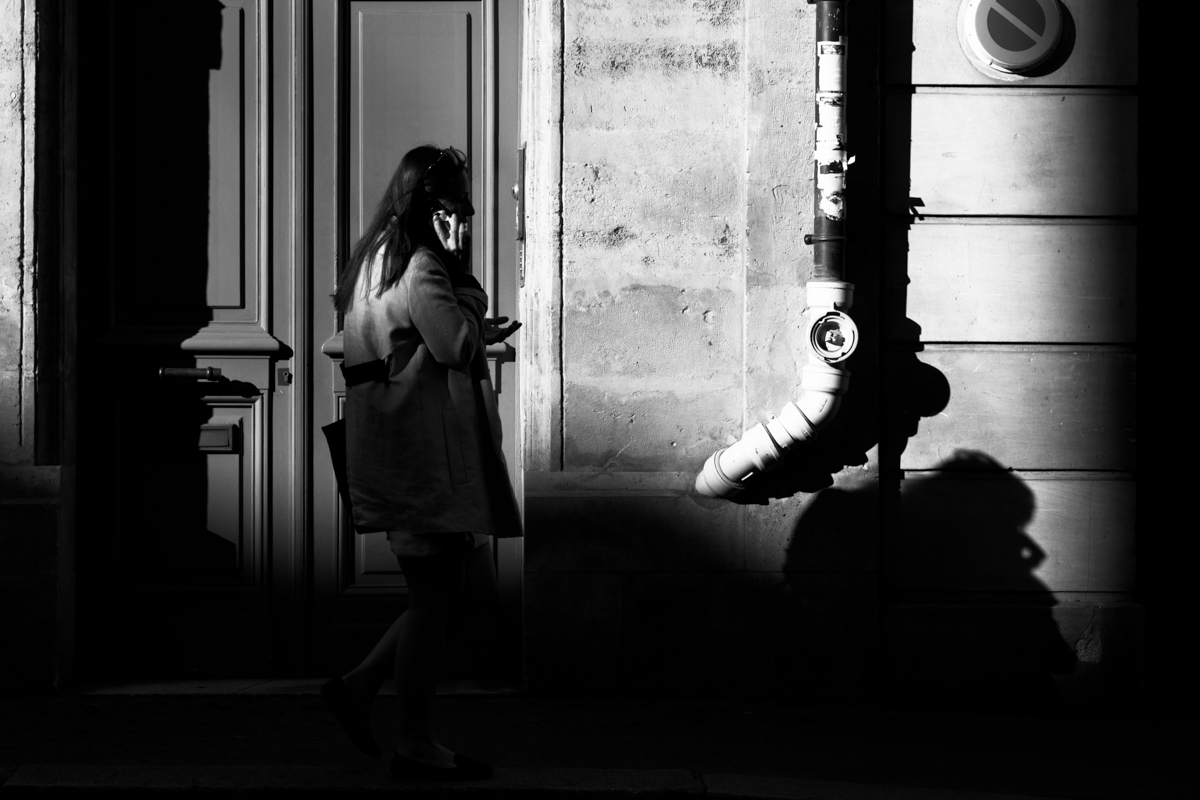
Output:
321 145 522 780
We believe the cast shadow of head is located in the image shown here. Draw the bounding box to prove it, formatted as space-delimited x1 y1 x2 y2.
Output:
880 451 1078 713
723 334 958 703
763 449 1077 714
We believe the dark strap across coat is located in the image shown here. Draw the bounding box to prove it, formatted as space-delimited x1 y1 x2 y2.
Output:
342 246 522 538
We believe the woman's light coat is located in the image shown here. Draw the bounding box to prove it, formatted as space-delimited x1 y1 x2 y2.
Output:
343 246 523 538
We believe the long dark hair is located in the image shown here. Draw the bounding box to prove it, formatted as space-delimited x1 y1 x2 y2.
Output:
334 144 467 314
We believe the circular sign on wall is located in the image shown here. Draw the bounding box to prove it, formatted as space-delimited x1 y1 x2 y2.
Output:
959 0 1062 75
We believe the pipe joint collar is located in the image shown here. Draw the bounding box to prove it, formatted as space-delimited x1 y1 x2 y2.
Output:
806 280 854 311
801 362 851 394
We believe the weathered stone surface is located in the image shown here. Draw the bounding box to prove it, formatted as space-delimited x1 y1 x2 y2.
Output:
744 0 815 435
565 284 741 384
744 465 879 573
883 601 1143 713
0 0 36 467
563 381 739 472
561 0 747 475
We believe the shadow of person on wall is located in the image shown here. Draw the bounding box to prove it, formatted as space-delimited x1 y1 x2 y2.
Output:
882 450 1076 714
765 451 1076 714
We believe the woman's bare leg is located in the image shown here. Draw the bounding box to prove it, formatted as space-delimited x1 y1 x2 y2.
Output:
342 615 404 702
339 538 467 765
341 539 467 694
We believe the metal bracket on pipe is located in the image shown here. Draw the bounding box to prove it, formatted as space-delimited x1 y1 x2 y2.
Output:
804 234 846 245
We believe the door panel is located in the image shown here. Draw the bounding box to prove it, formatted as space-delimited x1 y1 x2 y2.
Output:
352 3 482 246
207 2 252 309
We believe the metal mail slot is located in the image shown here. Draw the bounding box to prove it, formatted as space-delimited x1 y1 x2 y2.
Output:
199 421 240 453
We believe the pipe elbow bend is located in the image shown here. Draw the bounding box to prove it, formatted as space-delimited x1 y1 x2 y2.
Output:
693 364 851 498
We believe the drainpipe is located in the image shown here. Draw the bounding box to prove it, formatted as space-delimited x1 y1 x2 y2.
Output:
695 0 857 498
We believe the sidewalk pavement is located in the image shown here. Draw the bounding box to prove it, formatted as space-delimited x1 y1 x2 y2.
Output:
0 680 1190 799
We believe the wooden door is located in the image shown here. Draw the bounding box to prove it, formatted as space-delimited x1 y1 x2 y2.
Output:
310 0 524 682
74 0 295 678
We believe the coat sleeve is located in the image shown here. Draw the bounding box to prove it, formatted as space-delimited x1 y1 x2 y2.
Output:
407 249 489 370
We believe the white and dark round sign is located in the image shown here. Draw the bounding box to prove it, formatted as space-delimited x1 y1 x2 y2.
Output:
960 0 1062 74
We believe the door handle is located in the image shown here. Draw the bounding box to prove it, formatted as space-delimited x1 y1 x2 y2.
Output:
159 367 223 380
513 144 525 242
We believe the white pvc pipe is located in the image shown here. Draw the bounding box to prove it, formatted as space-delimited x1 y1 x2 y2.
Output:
694 362 851 498
693 3 856 500
694 282 856 499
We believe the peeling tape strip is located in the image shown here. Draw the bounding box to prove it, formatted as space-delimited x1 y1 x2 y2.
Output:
815 127 842 150
817 170 845 192
813 146 845 165
819 194 844 221
815 98 845 149
816 41 845 93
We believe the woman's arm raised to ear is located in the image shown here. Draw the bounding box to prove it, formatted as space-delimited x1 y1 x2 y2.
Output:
407 249 488 370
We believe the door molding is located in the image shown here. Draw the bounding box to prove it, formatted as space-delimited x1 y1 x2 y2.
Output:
516 0 561 476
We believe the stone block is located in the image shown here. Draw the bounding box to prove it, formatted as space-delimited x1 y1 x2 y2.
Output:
882 600 1143 713
564 284 741 386
1050 601 1144 711
563 382 740 472
566 34 740 84
569 0 742 40
525 491 742 573
888 464 1136 594
561 154 742 285
622 571 877 702
524 572 623 694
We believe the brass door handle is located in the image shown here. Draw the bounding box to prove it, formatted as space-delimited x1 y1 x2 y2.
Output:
158 367 223 380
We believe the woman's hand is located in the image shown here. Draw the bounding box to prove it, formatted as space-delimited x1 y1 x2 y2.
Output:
432 210 468 256
484 316 521 345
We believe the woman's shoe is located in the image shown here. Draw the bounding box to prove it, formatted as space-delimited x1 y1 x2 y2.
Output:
320 677 382 758
390 752 493 780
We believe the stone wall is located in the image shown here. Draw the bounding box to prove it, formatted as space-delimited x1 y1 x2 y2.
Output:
0 0 73 692
0 0 36 465
522 0 881 703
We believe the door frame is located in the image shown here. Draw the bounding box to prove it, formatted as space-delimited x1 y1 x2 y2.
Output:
35 0 534 684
